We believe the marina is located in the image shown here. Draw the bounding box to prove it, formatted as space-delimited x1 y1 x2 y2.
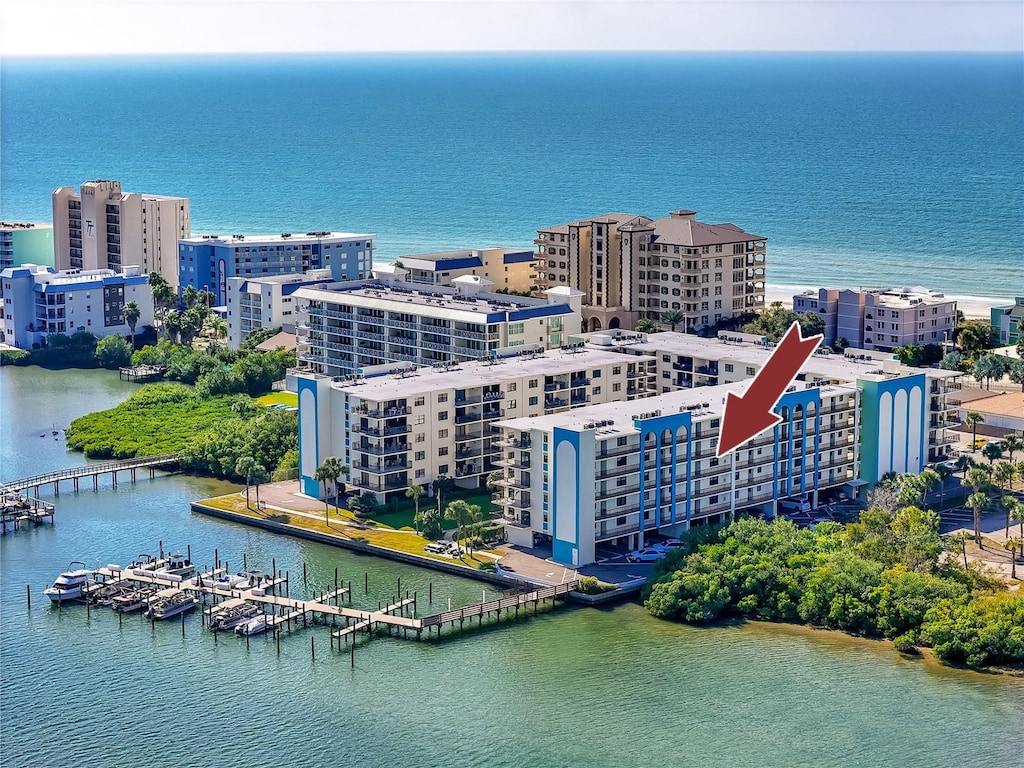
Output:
0 489 55 534
32 547 580 659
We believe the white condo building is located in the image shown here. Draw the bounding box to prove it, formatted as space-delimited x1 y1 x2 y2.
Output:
225 270 334 350
53 180 190 287
292 269 585 378
1 264 155 349
295 346 657 502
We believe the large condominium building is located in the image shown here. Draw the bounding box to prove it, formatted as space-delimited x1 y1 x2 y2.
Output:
0 264 154 349
178 231 375 307
53 180 190 286
295 346 657 502
391 248 536 293
592 329 962 467
793 287 957 352
494 350 962 566
534 209 766 333
224 270 335 350
292 270 585 378
1 223 54 270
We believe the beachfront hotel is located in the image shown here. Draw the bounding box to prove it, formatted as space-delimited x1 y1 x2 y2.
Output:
178 231 376 307
391 247 536 294
291 268 585 379
534 209 766 333
52 180 190 288
0 223 54 270
0 264 154 349
224 270 336 350
295 346 656 502
792 287 958 352
490 330 963 566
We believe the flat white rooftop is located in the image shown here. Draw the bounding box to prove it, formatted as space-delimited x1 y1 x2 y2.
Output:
181 232 375 246
589 331 961 381
497 379 857 438
332 347 651 399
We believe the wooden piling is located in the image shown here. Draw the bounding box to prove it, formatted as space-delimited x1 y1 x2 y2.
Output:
303 561 307 586
181 612 186 636
26 584 30 608
311 635 315 662
243 552 248 571
276 629 281 655
364 572 368 594
187 544 191 562
272 557 276 579
159 540 164 560
429 581 433 605
215 549 219 569
350 633 355 667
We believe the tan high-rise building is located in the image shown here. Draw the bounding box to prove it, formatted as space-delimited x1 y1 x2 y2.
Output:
534 209 766 333
52 180 190 288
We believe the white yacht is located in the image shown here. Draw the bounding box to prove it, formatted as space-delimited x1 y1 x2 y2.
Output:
144 591 196 620
44 562 95 603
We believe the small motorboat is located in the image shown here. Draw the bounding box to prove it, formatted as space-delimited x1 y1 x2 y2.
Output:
209 602 261 632
111 586 157 613
235 615 270 636
144 591 196 620
44 562 95 603
155 552 195 579
126 553 161 571
212 573 251 592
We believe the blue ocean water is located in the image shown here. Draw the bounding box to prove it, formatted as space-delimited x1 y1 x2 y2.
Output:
1 53 1021 298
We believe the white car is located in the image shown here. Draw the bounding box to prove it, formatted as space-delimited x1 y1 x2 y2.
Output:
625 548 668 563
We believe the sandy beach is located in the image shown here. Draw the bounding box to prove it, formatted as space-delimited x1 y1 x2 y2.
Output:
767 284 1004 321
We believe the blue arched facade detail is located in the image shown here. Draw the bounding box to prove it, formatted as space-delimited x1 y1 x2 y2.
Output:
636 411 693 531
771 389 821 501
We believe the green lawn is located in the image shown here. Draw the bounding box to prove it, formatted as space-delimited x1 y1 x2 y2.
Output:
367 488 498 530
256 391 298 407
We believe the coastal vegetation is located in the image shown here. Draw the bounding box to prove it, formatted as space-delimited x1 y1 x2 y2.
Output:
742 302 825 342
644 511 1023 669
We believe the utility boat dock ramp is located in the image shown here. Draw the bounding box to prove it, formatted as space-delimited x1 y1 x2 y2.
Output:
118 364 167 382
1 487 55 534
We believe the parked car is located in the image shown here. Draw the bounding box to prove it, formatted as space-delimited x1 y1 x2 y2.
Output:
778 497 811 514
423 542 448 554
625 548 668 563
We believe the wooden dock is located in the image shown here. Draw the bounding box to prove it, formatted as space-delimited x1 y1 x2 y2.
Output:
118 364 166 382
3 453 180 496
1 488 55 534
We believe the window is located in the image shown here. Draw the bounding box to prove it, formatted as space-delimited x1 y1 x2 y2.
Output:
746 367 756 376
415 432 425 443
415 469 426 478
438 411 448 420
528 379 538 388
414 396 425 407
415 451 426 461
508 399 516 408
507 382 516 392
439 447 448 456
612 366 621 375
592 386 601 395
415 415 425 425
724 364 734 372
437 393 448 403
529 396 538 406
438 429 448 439
438 464 448 475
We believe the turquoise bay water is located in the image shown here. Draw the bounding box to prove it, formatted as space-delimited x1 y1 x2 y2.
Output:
1 366 1022 767
1 54 1021 298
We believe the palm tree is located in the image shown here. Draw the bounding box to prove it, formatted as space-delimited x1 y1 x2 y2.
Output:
1002 537 1020 580
163 309 183 344
661 309 685 332
235 456 256 508
314 463 333 520
444 499 478 551
206 315 227 346
198 289 216 311
230 395 255 419
981 442 1003 466
182 285 199 309
433 474 455 513
964 411 984 451
966 491 989 547
406 484 425 532
635 318 658 334
324 457 348 506
956 320 991 355
250 464 269 507
954 454 975 479
1011 504 1024 558
917 468 940 507
123 301 141 349
993 461 1016 497
1000 495 1019 538
1001 433 1022 464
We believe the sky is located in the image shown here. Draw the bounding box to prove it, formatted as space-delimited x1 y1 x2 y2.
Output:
1 0 1021 57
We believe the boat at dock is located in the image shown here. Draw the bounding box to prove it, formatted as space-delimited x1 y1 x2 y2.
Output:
43 562 95 603
209 602 261 631
235 615 269 636
90 579 132 606
155 552 195 579
111 586 158 613
144 591 196 620
125 553 162 571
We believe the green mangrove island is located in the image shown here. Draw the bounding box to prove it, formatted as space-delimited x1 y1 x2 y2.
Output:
644 510 1023 669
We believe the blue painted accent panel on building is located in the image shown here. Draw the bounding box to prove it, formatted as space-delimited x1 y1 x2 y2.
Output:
491 303 571 324
551 427 580 565
635 411 692 532
857 374 927 486
432 257 483 270
297 377 320 498
772 389 821 499
502 251 535 264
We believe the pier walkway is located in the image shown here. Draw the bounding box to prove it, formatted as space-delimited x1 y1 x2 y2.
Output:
3 453 181 495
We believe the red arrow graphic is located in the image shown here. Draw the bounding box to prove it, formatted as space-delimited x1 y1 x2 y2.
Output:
716 321 823 458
